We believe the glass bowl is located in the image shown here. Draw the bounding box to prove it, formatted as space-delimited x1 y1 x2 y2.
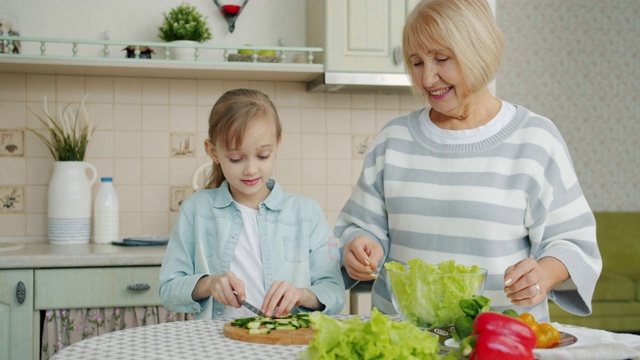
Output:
383 264 488 330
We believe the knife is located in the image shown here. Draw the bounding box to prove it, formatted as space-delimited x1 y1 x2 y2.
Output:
232 291 268 317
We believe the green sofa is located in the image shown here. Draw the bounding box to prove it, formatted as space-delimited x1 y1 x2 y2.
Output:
549 212 640 332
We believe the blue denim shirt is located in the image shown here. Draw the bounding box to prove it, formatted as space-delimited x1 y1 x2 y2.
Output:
159 179 345 319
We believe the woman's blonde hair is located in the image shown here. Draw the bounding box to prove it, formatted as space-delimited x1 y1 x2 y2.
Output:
402 0 504 94
205 88 282 189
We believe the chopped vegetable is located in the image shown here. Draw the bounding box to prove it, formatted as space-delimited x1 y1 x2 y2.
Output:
230 313 311 334
300 308 447 360
461 312 536 360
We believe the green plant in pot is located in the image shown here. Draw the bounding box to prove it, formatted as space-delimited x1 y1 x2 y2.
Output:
158 3 213 60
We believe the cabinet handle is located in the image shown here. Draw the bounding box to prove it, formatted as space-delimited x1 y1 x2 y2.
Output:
393 46 403 66
16 281 26 305
126 283 151 293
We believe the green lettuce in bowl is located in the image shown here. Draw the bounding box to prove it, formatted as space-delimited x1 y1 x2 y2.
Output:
384 259 487 329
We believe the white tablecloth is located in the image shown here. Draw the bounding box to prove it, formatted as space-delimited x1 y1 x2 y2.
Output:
52 318 640 360
52 320 307 360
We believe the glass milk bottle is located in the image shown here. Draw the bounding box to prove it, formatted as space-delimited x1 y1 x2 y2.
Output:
93 177 119 244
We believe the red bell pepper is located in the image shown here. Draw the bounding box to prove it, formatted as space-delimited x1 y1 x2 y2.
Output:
461 312 536 360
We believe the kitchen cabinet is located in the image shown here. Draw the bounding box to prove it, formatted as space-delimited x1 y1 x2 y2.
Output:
306 0 421 74
0 270 35 360
0 266 161 360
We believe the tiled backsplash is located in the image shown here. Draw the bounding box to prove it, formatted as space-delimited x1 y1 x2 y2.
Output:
0 73 425 242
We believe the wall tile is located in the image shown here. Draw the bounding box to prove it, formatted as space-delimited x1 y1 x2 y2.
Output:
142 79 169 105
326 185 352 211
301 91 326 108
26 74 56 103
85 77 114 103
326 135 351 160
278 107 301 133
375 94 400 109
301 185 325 208
169 105 197 132
196 79 223 106
142 159 169 186
114 104 142 131
301 134 326 159
89 103 114 131
56 76 85 104
249 81 276 100
274 82 302 108
375 110 401 132
351 94 375 109
26 158 50 185
120 212 141 237
301 159 326 185
170 158 197 186
90 158 114 180
275 159 302 185
142 212 170 235
117 185 142 212
142 132 169 159
114 159 141 185
278 133 301 160
169 79 197 105
300 108 326 133
0 73 25 101
142 105 170 132
326 109 351 134
25 185 47 213
351 109 377 134
114 78 141 104
326 93 351 109
87 131 114 159
327 159 352 186
142 185 169 212
0 213 25 236
114 132 142 159
25 213 46 236
0 102 25 128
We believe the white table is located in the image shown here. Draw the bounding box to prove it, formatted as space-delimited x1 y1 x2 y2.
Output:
51 318 640 360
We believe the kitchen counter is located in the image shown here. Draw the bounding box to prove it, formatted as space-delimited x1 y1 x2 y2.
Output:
0 243 166 269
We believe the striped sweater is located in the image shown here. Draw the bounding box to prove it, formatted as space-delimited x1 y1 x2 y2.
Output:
335 105 602 322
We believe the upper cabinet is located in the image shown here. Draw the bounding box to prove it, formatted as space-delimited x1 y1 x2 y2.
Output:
306 0 421 74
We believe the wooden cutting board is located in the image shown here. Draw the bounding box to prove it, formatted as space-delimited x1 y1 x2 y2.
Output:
223 321 316 345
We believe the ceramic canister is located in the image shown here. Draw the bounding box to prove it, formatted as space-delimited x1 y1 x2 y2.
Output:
47 161 98 244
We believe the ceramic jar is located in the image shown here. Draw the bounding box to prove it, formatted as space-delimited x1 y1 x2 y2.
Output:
48 161 98 244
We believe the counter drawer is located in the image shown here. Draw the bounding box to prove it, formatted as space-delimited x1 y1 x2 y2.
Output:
34 266 162 310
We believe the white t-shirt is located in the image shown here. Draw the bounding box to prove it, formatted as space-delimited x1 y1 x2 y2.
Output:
222 202 266 319
420 100 517 144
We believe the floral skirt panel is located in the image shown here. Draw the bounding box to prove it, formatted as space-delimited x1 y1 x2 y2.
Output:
41 306 193 359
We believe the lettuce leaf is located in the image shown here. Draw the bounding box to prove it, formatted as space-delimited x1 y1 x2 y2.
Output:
385 259 486 329
301 308 440 360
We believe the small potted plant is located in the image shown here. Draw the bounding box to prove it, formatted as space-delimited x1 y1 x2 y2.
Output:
158 3 212 60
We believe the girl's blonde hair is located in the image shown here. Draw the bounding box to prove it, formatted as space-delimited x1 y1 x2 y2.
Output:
402 0 504 94
205 88 282 189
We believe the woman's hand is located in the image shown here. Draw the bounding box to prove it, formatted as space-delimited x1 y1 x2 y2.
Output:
192 272 245 308
343 235 384 281
504 257 569 306
262 281 321 318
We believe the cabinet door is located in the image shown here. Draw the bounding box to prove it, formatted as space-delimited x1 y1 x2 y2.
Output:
324 0 417 73
0 270 34 360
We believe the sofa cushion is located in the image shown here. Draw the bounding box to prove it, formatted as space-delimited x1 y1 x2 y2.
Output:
594 212 640 278
592 272 635 301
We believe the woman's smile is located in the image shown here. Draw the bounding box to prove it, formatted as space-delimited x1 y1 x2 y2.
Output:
242 178 260 186
428 86 453 99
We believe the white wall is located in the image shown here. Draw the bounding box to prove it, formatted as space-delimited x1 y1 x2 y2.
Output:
0 0 306 47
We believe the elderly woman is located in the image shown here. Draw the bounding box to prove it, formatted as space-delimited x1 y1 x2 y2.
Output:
336 0 601 322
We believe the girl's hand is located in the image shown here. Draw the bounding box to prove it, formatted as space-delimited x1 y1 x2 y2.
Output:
262 281 320 318
343 236 383 281
195 272 245 308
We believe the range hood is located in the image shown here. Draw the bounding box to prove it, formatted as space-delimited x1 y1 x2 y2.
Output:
307 72 413 94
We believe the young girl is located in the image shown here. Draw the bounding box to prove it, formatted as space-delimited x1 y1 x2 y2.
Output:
159 88 345 319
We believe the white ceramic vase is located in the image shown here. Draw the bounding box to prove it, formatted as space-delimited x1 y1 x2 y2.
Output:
170 40 198 61
48 161 98 244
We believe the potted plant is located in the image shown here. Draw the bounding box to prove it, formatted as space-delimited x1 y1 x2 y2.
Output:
27 96 99 244
158 3 212 60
